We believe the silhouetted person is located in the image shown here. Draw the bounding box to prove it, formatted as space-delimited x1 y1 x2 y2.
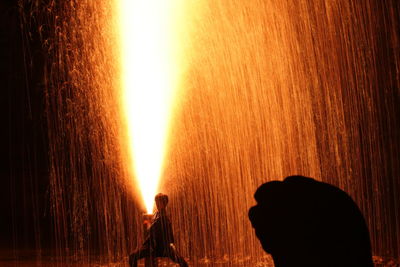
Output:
129 193 188 267
248 176 373 267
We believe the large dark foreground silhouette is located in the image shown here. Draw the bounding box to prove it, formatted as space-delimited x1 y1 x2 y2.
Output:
248 176 373 267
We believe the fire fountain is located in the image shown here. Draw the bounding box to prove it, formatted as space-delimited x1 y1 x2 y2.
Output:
3 0 399 266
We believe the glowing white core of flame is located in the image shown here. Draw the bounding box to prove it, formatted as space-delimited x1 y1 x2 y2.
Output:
119 0 181 213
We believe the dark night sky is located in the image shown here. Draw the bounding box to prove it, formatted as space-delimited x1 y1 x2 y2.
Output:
0 1 50 248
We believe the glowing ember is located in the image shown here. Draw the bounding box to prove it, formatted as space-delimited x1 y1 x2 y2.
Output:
118 0 184 213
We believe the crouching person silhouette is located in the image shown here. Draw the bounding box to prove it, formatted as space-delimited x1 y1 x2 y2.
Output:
248 176 373 267
129 193 188 267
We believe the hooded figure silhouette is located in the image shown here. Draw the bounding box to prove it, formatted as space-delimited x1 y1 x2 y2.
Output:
248 176 373 267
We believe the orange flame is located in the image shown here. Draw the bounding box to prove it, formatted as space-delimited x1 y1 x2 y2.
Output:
118 0 186 213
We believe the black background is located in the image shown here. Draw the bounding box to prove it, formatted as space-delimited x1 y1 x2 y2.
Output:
0 1 50 249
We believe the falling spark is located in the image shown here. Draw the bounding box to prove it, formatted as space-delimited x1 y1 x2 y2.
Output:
119 0 183 213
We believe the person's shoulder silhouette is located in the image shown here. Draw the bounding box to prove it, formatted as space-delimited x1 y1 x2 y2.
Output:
248 175 373 267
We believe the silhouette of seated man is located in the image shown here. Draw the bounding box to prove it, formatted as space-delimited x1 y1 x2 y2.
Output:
129 193 188 267
248 176 373 267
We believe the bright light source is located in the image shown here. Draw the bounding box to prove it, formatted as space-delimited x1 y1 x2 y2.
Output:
119 0 184 213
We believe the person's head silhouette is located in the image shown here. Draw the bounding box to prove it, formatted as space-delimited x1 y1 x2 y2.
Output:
248 176 373 267
155 193 169 212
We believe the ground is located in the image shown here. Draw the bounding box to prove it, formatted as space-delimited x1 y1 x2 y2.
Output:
0 250 398 266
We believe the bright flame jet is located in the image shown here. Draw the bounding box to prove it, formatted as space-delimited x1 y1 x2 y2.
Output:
119 0 184 213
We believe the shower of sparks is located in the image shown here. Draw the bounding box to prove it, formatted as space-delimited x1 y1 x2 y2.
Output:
119 0 184 213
